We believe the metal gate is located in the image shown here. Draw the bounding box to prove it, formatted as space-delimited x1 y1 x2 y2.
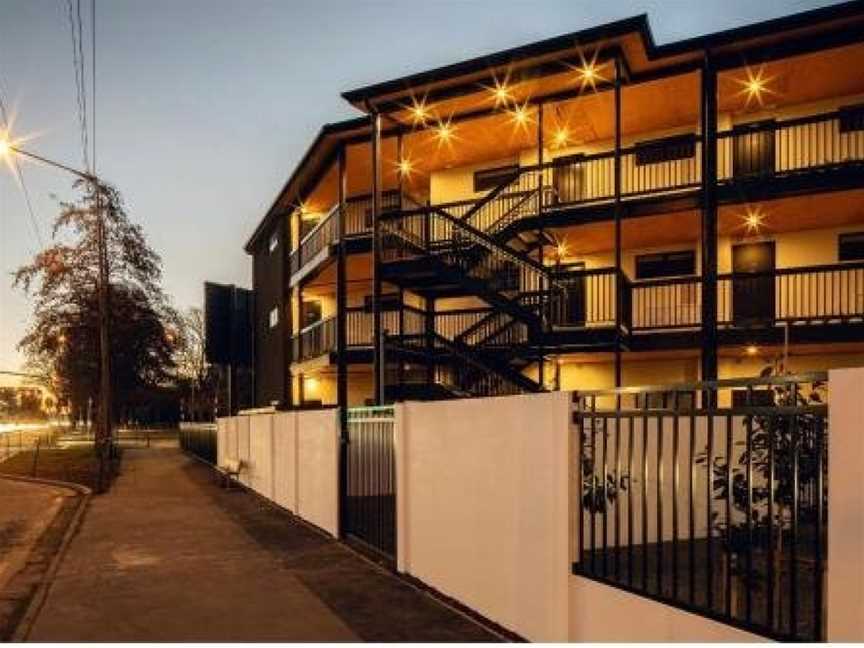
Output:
343 406 396 560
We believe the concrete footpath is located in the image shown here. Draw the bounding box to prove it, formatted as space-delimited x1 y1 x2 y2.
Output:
26 448 498 642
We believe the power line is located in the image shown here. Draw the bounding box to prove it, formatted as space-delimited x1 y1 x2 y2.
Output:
66 0 89 173
91 0 96 175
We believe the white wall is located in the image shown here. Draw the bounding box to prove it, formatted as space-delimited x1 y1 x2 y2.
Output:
272 412 297 512
296 409 340 537
217 408 339 538
396 392 572 642
568 575 765 641
827 367 864 642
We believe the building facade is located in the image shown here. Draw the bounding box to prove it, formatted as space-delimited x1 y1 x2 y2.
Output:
244 2 864 410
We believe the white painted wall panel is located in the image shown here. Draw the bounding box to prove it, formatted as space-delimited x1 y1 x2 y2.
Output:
272 412 297 512
296 409 339 537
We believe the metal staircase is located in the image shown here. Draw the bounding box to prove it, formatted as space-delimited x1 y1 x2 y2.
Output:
381 173 561 397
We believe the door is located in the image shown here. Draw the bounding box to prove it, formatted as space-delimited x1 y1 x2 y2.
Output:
732 120 776 178
555 263 586 326
732 242 775 325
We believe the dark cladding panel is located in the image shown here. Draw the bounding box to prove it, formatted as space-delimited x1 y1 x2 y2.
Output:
204 281 254 368
204 281 232 364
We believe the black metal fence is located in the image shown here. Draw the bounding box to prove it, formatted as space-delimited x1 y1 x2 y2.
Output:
572 373 828 641
344 406 396 560
179 424 217 465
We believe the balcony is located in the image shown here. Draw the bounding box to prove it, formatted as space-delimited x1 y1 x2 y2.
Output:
290 303 426 364
421 108 863 231
288 190 403 284
627 261 864 337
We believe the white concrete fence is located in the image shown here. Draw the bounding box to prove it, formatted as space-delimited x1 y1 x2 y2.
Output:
217 408 339 537
215 367 864 642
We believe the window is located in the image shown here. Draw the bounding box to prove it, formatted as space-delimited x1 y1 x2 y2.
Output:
634 135 696 166
269 232 279 253
635 250 696 280
839 104 864 133
473 164 519 192
839 232 864 262
268 306 279 329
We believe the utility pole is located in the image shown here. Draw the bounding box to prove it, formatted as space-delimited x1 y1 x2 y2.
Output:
94 181 112 491
0 137 113 490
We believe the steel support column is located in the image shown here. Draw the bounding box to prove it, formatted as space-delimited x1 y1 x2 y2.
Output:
614 57 623 388
336 144 349 536
537 101 545 388
336 145 348 415
371 112 384 404
700 55 719 386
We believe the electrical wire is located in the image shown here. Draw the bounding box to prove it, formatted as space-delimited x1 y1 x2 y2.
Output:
67 0 90 173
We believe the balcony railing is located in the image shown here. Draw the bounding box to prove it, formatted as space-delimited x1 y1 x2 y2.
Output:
398 108 862 231
291 316 336 363
627 261 864 332
718 108 864 182
548 268 623 329
289 190 406 277
718 261 864 326
291 304 426 363
289 205 339 276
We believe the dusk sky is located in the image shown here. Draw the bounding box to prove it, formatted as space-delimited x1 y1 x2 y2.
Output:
0 0 840 375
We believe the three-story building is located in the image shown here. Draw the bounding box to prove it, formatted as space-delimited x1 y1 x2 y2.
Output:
244 1 864 410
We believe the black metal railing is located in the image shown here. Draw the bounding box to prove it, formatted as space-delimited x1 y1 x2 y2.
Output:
434 307 491 341
291 316 337 363
345 304 426 347
718 261 864 326
381 204 555 301
548 268 622 328
405 109 862 232
179 424 217 465
289 205 339 276
572 373 828 641
631 276 702 331
343 190 404 236
719 109 864 181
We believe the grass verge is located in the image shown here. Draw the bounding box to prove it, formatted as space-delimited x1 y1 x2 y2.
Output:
0 447 121 492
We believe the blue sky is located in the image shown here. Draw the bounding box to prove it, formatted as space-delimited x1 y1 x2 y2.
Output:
0 0 841 374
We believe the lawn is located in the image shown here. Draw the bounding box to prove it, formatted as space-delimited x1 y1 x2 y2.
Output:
0 446 120 492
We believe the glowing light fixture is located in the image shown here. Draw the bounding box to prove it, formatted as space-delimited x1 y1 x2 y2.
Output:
552 126 570 149
508 102 533 133
490 79 513 108
397 157 414 178
408 98 431 126
745 345 759 356
743 206 766 233
434 118 455 144
735 64 776 108
0 135 8 157
568 50 607 93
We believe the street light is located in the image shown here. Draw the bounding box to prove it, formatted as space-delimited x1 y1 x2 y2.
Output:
0 131 113 490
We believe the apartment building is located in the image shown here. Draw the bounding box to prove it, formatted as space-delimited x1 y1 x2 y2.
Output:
244 1 864 410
